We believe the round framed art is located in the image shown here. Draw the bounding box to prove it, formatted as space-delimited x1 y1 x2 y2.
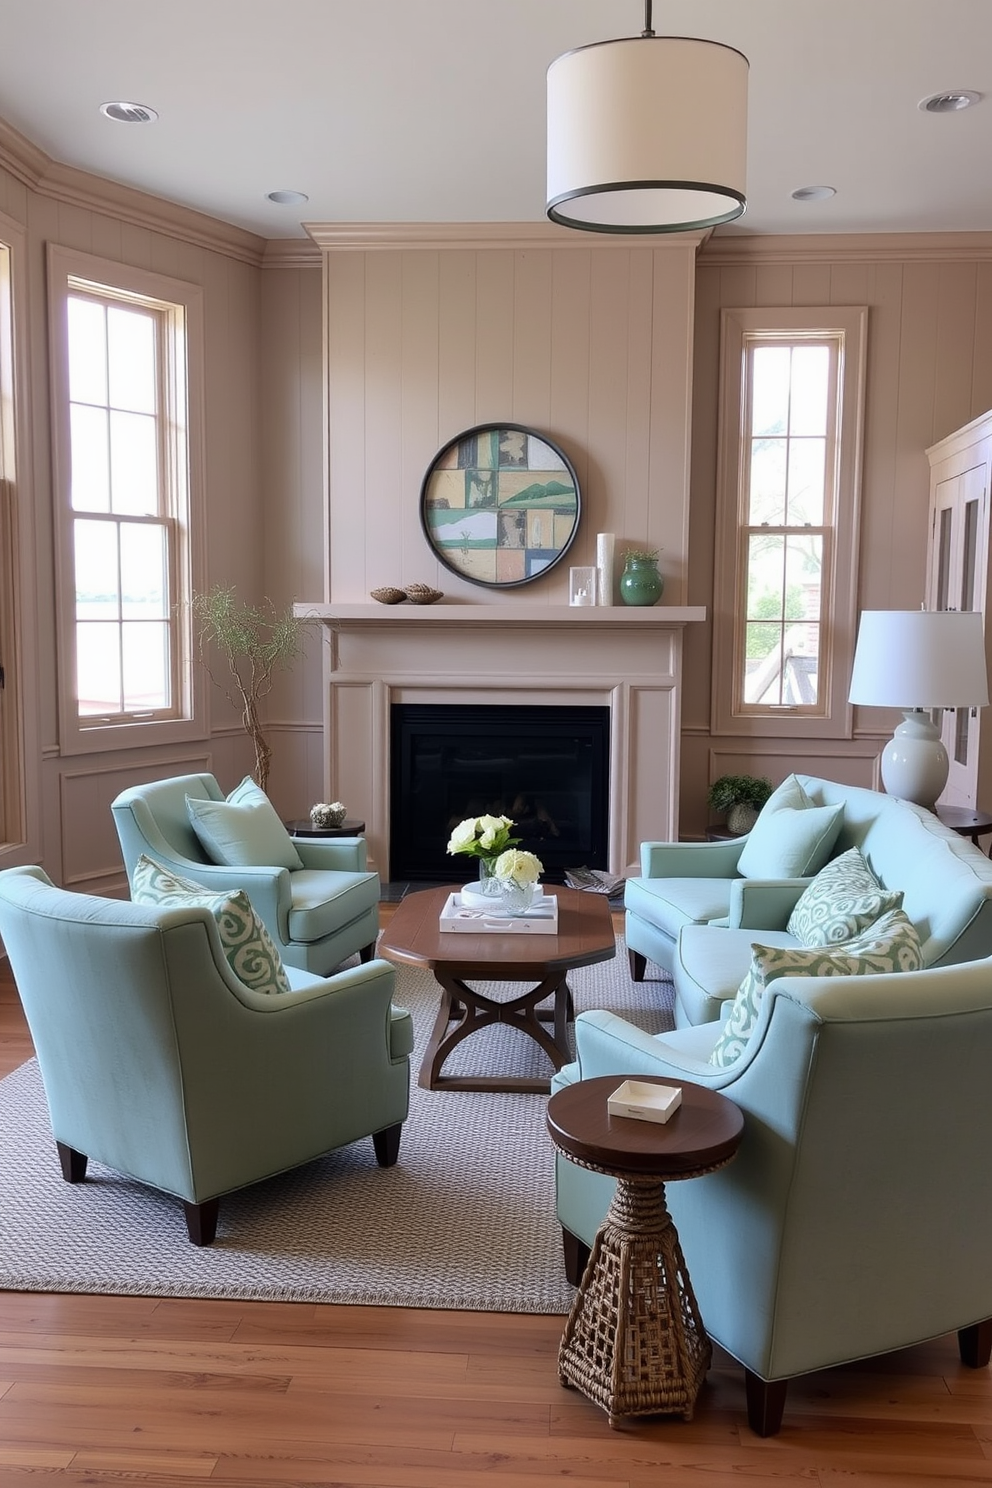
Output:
419 423 581 588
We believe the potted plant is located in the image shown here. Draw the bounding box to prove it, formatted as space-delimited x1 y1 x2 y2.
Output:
706 774 773 835
190 585 305 795
619 547 664 606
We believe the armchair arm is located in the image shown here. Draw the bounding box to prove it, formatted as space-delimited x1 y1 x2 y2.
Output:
294 836 369 873
570 1009 730 1086
639 839 746 878
726 878 811 930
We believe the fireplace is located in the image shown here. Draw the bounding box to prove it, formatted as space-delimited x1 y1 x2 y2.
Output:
390 703 610 882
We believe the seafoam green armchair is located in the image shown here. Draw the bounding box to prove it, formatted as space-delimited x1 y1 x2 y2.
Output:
552 956 992 1434
0 866 412 1245
111 772 379 975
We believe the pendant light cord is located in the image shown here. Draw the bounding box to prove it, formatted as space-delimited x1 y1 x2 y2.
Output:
642 0 655 37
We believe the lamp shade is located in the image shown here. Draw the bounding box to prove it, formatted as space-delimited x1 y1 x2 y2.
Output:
546 35 749 234
848 610 990 709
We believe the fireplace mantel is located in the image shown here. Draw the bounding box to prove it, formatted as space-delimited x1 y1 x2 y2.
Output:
297 601 706 880
294 602 705 633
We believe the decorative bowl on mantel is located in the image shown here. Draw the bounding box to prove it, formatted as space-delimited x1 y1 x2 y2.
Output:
370 586 406 604
404 583 444 604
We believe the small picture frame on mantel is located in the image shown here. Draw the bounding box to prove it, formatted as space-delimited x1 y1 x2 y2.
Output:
569 565 596 606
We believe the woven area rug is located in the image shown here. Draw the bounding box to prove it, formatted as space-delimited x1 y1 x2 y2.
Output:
0 935 674 1312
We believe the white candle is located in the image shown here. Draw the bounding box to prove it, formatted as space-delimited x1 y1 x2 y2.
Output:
596 533 615 605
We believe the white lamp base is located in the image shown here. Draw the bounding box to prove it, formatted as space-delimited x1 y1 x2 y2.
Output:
879 709 948 810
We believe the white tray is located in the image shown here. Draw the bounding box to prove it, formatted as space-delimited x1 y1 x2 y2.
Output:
607 1079 682 1124
439 891 559 934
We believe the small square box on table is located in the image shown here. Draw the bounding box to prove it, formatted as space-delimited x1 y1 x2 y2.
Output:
607 1078 682 1124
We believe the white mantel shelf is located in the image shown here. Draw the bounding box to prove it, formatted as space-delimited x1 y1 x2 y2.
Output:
294 602 706 630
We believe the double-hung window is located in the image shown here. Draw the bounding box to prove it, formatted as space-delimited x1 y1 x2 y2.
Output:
712 307 867 738
49 248 205 750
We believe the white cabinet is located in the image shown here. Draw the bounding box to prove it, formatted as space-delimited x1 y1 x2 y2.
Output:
925 411 992 807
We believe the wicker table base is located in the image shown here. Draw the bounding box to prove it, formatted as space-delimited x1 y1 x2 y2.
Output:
558 1174 710 1425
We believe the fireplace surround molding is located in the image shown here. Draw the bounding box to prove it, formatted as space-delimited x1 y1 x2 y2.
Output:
295 602 706 881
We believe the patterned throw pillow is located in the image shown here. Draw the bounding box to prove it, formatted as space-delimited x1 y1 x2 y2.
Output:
786 846 903 947
186 777 304 872
709 907 923 1069
131 854 292 996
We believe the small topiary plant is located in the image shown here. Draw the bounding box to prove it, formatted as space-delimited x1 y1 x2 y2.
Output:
706 774 774 815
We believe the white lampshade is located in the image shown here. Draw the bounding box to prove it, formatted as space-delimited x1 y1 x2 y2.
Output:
849 609 989 808
547 31 748 234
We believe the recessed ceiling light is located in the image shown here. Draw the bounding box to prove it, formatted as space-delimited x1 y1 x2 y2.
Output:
791 185 836 202
919 90 982 113
266 190 309 206
99 101 158 124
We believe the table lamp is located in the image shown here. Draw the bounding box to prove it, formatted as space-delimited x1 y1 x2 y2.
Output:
848 609 989 809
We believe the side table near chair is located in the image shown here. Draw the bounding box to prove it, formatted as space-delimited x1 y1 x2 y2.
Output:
935 805 992 854
285 818 366 839
547 1075 744 1427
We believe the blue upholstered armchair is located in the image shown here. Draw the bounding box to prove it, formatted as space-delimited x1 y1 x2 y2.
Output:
112 773 379 975
552 957 992 1434
0 866 412 1245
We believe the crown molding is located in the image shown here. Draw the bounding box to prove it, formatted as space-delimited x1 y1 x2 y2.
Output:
261 237 322 269
701 229 992 265
304 221 711 253
0 114 266 267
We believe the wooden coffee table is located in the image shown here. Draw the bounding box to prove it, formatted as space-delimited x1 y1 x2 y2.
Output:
378 885 616 1093
547 1074 744 1425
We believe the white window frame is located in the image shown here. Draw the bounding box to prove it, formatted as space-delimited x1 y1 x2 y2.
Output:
711 306 867 739
0 218 27 849
48 246 207 754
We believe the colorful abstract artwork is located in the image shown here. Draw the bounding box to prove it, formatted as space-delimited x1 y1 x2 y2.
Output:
420 424 581 588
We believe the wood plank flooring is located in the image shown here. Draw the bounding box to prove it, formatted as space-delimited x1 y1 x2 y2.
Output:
2 920 992 1484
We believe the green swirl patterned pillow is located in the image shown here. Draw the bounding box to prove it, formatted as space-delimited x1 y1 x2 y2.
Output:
131 854 292 996
786 846 903 947
709 907 923 1069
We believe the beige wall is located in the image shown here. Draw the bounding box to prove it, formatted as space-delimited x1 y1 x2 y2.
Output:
6 107 992 883
680 234 992 837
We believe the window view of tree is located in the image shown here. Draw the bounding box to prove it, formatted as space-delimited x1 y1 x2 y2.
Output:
739 340 832 710
66 285 181 722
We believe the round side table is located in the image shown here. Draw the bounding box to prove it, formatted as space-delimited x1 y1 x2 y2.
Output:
935 805 992 853
547 1075 744 1427
285 817 365 839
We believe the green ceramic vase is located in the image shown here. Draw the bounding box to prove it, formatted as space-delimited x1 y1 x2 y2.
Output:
619 554 664 606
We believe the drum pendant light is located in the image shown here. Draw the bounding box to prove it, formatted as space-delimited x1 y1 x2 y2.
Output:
547 0 749 234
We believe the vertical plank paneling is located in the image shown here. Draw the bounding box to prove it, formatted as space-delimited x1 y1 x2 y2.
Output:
400 251 440 587
755 262 796 305
474 249 514 421
621 250 656 557
892 261 941 600
858 261 906 611
363 252 404 597
437 250 477 441
511 250 553 432
647 249 695 595
933 259 979 441
585 250 630 559
327 253 368 600
548 249 593 603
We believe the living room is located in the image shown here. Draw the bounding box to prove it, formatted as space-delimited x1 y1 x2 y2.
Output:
2 1 992 1480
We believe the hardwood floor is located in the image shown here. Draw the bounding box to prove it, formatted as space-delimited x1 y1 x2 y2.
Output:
3 942 992 1484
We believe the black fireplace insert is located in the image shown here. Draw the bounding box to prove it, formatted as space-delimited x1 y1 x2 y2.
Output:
389 703 610 883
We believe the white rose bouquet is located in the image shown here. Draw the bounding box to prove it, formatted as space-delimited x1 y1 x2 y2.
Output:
446 813 519 864
493 847 544 888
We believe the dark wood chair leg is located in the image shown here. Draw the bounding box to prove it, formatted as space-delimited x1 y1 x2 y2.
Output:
56 1141 88 1182
359 941 376 963
372 1122 402 1167
183 1198 220 1247
628 947 647 982
959 1319 992 1368
744 1370 788 1436
561 1227 591 1287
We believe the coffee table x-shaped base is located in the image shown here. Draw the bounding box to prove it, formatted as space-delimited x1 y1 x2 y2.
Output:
420 971 575 1093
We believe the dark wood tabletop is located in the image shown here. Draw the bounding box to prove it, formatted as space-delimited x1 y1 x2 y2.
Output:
378 884 616 979
547 1074 744 1179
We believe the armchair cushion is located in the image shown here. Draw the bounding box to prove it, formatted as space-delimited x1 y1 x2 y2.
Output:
186 776 303 871
709 907 924 1068
288 868 382 944
132 854 292 996
624 875 734 943
786 846 904 947
737 775 844 880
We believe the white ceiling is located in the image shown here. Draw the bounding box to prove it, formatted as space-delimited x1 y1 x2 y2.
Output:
2 0 991 241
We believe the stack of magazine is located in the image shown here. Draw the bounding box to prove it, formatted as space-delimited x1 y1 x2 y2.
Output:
564 867 626 898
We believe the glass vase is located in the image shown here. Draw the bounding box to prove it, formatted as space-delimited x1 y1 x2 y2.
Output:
500 879 535 915
477 856 502 897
